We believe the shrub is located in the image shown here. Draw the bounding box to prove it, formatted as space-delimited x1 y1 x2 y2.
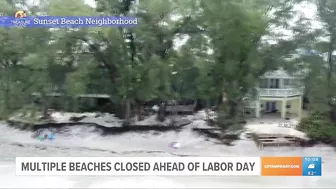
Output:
298 112 336 143
216 104 244 132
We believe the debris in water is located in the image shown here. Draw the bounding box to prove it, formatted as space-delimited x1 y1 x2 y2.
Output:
169 142 181 149
49 133 55 140
32 130 55 141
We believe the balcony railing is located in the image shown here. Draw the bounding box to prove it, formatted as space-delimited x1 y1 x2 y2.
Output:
257 87 304 97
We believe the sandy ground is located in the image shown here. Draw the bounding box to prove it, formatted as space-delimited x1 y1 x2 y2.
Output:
0 111 335 188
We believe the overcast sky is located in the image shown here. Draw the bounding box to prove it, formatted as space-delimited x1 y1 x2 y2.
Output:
83 0 320 25
84 0 95 7
287 1 322 34
67 0 325 49
83 0 321 40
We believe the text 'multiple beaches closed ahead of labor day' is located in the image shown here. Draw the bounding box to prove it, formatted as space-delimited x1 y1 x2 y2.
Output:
16 156 322 176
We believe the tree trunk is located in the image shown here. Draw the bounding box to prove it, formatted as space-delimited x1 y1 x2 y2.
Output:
124 100 132 124
217 93 224 105
41 93 49 119
134 99 144 121
228 99 238 117
114 103 123 119
137 104 144 121
331 105 336 121
157 102 166 122
204 100 210 121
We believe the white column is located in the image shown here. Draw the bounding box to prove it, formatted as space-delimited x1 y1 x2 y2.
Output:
279 78 284 89
255 100 260 118
266 79 270 88
298 96 302 118
281 99 287 118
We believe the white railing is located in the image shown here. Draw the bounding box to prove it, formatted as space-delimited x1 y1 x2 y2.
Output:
257 87 304 97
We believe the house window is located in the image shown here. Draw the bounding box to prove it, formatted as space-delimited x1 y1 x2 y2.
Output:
269 79 280 88
284 79 289 86
286 103 291 108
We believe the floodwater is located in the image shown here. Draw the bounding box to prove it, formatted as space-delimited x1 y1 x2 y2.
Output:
0 122 335 188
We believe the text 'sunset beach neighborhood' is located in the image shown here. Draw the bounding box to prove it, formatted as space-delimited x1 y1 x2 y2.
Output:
32 17 138 26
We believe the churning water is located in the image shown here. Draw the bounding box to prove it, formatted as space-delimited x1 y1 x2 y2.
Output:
0 122 335 188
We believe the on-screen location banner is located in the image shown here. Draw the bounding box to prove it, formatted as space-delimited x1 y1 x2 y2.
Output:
15 157 322 176
0 16 138 28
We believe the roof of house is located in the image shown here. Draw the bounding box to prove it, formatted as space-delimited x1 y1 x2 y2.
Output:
261 68 304 79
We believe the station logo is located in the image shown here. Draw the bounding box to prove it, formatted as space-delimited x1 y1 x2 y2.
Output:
15 10 27 18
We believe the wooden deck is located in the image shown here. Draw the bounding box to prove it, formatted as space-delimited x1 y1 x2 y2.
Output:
253 134 302 149
32 92 111 98
166 105 196 113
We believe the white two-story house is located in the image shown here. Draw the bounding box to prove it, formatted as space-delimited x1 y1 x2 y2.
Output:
246 69 304 119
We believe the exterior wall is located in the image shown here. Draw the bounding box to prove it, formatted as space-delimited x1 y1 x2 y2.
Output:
254 96 302 118
277 101 283 112
286 98 300 115
260 101 265 111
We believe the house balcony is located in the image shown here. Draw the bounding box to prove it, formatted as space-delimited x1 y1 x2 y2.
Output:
257 87 304 98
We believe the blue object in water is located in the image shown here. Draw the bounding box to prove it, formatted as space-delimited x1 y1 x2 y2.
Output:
48 133 55 140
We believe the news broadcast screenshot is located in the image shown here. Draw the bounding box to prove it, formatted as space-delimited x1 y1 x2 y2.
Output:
0 0 334 188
